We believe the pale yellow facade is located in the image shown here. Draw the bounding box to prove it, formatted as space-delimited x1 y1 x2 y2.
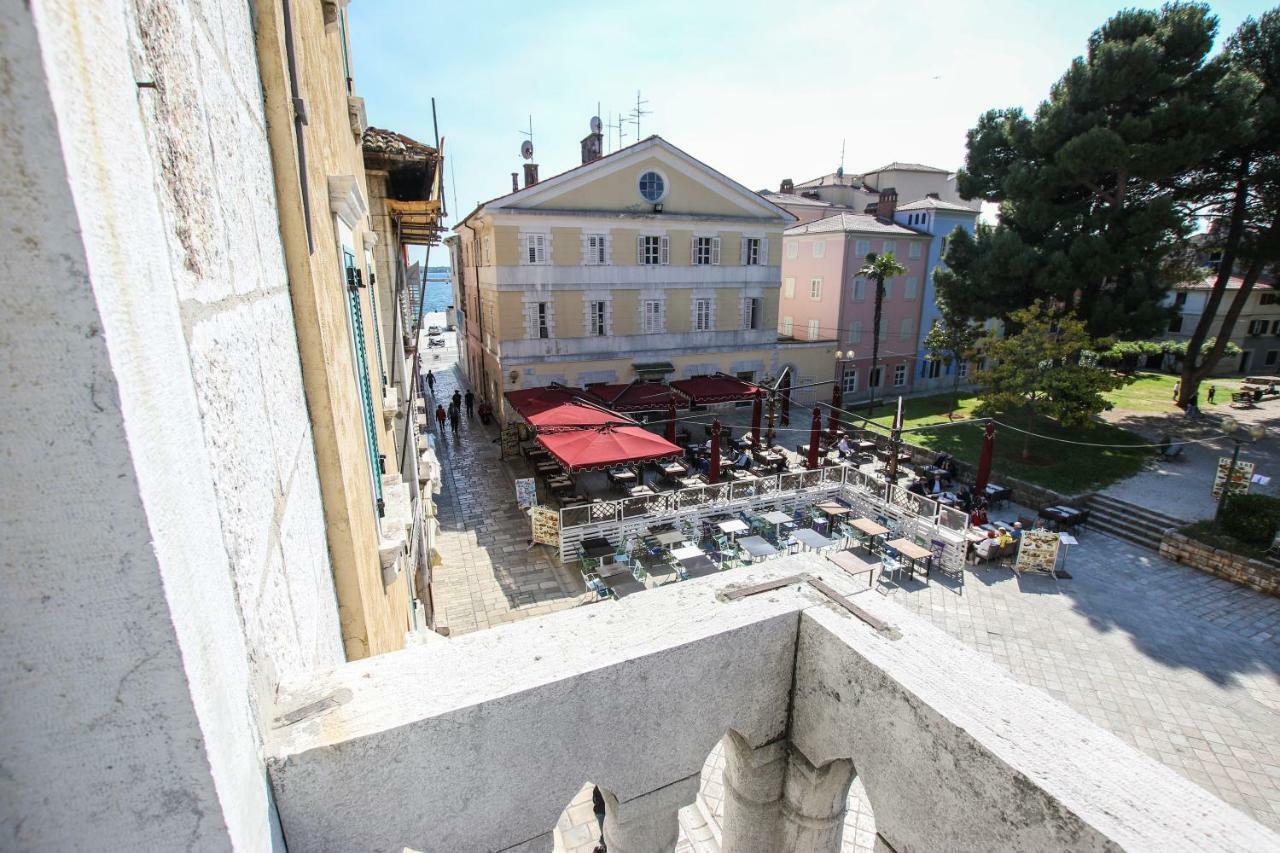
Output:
454 136 796 415
256 0 411 659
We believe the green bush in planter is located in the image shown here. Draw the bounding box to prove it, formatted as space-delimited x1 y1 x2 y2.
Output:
1219 494 1280 545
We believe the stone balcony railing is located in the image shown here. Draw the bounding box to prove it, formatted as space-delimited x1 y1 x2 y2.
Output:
265 556 1277 853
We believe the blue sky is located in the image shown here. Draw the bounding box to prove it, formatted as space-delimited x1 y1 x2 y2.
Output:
350 0 1268 261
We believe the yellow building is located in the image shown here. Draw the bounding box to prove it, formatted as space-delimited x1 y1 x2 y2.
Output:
454 133 840 418
255 0 423 658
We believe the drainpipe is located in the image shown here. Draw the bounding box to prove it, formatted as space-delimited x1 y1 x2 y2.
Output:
280 0 313 253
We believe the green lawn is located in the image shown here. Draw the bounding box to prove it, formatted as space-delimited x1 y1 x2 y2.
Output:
852 393 1149 495
1103 371 1244 413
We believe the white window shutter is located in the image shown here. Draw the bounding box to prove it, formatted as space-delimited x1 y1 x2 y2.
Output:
760 238 768 265
740 238 748 265
712 237 721 265
637 235 644 264
742 298 752 330
660 236 670 265
690 236 697 265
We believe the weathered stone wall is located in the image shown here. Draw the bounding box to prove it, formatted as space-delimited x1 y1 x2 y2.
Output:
1159 530 1280 597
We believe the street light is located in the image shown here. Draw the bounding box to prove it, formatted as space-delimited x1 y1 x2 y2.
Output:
834 350 855 408
1215 417 1267 523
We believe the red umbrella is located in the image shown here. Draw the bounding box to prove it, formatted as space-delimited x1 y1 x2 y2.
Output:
974 421 996 492
710 419 722 484
807 408 822 470
525 402 634 431
751 396 762 449
665 400 677 444
536 425 682 473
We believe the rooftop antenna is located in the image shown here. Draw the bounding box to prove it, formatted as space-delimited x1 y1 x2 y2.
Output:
629 90 651 138
607 110 627 150
837 139 846 179
519 114 534 160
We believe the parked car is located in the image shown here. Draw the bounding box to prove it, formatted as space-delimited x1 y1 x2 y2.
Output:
426 325 443 337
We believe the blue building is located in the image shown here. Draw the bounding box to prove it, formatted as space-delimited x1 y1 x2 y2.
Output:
894 197 981 393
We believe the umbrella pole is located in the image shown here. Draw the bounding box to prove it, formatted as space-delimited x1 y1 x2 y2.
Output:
807 408 821 470
710 419 722 484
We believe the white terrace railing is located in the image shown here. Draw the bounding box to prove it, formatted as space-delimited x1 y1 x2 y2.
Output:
557 464 972 573
266 558 1279 853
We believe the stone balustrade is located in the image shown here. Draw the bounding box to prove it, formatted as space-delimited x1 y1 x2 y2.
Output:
266 556 1277 852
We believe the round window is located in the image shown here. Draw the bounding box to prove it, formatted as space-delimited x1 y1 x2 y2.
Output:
638 170 666 203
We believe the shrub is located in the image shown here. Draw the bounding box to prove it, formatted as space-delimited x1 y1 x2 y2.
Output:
1219 494 1280 545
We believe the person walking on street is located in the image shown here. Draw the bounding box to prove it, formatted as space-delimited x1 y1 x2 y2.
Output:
1172 379 1180 402
452 390 462 412
426 370 435 396
1207 384 1216 405
434 404 446 432
464 389 475 418
448 403 461 434
591 786 608 853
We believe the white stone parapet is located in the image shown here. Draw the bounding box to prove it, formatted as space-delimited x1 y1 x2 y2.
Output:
266 557 1278 853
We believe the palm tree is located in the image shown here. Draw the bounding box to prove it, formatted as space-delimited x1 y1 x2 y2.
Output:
856 251 907 416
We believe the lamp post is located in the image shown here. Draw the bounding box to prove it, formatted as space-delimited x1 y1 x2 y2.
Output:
1215 417 1266 523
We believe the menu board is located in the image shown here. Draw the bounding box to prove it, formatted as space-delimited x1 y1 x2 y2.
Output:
500 425 521 459
1014 529 1059 575
1211 457 1254 500
531 506 560 547
514 478 537 509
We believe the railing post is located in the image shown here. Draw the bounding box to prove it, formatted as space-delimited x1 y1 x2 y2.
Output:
601 775 698 853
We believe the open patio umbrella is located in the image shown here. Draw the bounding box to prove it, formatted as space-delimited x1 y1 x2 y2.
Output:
710 419 722 484
974 421 996 492
525 402 634 432
536 424 683 474
504 386 584 419
670 374 763 405
807 408 822 470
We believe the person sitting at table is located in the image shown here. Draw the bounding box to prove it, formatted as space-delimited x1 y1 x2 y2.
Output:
930 475 944 495
695 454 711 475
906 477 927 496
733 449 753 470
996 527 1014 548
836 434 851 459
969 502 989 527
974 530 1000 562
942 457 958 481
934 451 950 468
1011 521 1024 541
774 455 789 474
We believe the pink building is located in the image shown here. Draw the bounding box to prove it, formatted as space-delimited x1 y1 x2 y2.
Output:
777 204 929 402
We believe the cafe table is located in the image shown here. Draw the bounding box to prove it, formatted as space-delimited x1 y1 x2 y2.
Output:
679 553 719 578
792 528 836 552
652 529 685 547
826 549 878 587
581 536 614 558
601 573 646 598
628 485 656 498
815 501 853 519
657 460 687 477
737 535 778 562
717 519 750 537
849 517 890 549
886 537 933 581
761 510 793 538
677 476 705 489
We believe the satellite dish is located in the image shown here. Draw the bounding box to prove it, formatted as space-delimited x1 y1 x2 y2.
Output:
590 115 602 134
520 140 534 160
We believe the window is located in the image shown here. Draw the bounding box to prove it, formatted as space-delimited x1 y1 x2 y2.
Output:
882 240 896 257
848 319 863 345
522 233 548 264
1169 315 1183 333
742 297 763 330
743 237 763 265
783 277 795 298
638 170 666 202
1174 292 1188 306
852 278 866 301
925 360 942 379
694 298 713 332
642 299 663 333
904 277 918 300
483 235 494 265
807 319 820 341
786 240 798 260
869 366 882 388
893 364 907 386
1273 320 1280 336
342 249 383 515
810 278 822 300
589 301 607 336
855 239 870 258
812 240 826 258
781 316 793 337
957 361 969 379
527 302 550 339
639 234 669 265
693 236 721 265
899 318 913 340
584 233 608 265
841 369 858 394
1248 319 1268 336
1267 350 1279 367
1261 293 1278 305
909 241 922 259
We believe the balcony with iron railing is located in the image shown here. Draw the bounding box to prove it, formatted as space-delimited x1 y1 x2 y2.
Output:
264 557 1275 853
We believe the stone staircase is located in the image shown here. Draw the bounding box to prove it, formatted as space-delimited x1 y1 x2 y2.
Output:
1086 494 1186 550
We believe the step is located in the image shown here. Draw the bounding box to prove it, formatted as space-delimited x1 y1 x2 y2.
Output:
1088 494 1187 528
1089 511 1177 538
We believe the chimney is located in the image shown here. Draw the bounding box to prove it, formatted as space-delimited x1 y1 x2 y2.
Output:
511 172 519 193
581 130 603 164
878 187 898 221
926 192 939 199
780 178 794 194
523 163 539 188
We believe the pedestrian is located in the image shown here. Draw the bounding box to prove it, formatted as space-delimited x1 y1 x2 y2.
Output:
1172 379 1180 401
452 390 462 412
426 370 435 396
591 786 608 853
464 389 475 418
1207 384 1216 404
1185 392 1200 418
434 404 446 432
448 404 460 434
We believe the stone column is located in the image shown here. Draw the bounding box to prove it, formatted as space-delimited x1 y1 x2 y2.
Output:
779 749 855 853
602 775 699 853
721 733 787 853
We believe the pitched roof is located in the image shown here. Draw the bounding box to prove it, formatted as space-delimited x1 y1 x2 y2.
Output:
759 191 836 208
896 197 978 213
794 172 865 189
1176 273 1274 291
361 127 436 161
785 212 921 237
864 162 952 175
